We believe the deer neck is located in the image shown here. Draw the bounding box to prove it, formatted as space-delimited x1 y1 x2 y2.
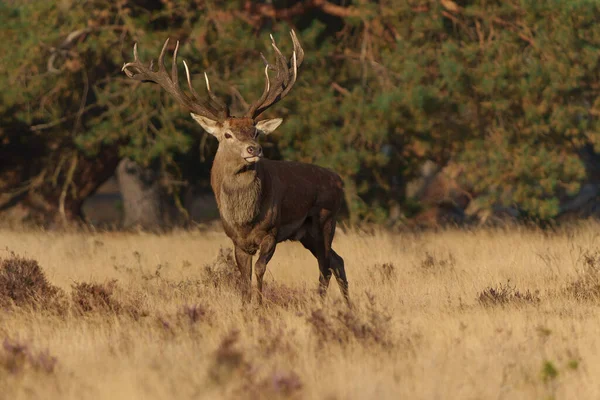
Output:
211 151 263 226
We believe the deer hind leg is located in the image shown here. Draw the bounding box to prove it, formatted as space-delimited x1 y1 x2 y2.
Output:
330 249 349 304
254 235 277 305
302 216 348 302
314 210 346 298
323 217 349 303
300 229 331 297
234 246 253 304
319 214 339 299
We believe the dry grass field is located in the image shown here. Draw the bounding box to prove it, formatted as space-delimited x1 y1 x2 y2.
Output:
2 223 600 399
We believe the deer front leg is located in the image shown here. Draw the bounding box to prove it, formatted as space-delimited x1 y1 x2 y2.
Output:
234 246 253 304
254 235 277 305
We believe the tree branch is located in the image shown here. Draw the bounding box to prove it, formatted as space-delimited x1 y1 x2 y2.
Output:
59 154 78 225
243 0 364 20
331 82 351 96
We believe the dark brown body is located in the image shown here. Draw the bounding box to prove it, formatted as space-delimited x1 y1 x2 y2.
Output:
211 156 349 303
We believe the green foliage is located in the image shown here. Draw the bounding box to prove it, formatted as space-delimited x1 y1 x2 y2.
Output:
542 360 559 382
2 0 600 223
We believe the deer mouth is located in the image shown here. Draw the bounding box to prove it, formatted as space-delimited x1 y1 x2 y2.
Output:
244 155 262 163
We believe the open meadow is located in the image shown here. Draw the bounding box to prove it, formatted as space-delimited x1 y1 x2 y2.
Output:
2 224 600 399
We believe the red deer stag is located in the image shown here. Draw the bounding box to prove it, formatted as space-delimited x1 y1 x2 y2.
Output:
122 31 348 304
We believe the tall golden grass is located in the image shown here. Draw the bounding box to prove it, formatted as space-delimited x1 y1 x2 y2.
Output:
1 223 600 399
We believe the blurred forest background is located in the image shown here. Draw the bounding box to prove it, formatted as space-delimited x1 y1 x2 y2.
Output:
2 0 600 230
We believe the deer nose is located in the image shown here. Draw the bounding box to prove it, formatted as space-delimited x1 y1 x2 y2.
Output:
246 145 261 156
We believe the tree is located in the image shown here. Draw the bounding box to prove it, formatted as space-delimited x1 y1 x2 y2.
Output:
2 0 600 227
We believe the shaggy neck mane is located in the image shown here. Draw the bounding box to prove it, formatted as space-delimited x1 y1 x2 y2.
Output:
212 152 262 226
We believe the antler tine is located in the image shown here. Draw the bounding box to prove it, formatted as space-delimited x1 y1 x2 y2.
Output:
183 60 203 101
257 65 272 110
244 30 304 119
122 43 139 77
270 35 288 85
260 53 271 69
290 30 304 64
204 72 211 92
245 56 272 117
279 50 297 99
157 38 169 72
259 37 290 108
182 62 229 117
205 72 228 111
270 34 290 87
171 40 179 83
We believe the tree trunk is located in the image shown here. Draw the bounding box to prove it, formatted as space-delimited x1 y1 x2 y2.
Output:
116 158 172 230
0 146 120 228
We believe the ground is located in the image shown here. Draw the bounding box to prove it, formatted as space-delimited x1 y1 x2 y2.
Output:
1 223 600 399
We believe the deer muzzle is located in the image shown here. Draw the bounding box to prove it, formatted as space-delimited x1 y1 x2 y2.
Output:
243 144 263 163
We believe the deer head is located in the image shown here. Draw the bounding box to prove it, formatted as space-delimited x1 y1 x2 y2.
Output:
122 31 304 172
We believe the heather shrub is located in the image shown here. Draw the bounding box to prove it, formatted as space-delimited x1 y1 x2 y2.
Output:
307 293 393 349
0 338 57 375
71 279 147 319
203 247 241 291
564 250 600 301
477 280 540 307
209 330 303 400
0 254 65 312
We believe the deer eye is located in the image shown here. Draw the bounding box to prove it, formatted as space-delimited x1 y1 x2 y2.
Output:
224 133 232 139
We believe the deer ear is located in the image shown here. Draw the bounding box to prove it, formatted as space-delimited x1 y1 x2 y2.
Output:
255 118 283 136
191 113 222 137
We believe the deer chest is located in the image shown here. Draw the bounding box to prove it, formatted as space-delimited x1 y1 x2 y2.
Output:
218 193 258 227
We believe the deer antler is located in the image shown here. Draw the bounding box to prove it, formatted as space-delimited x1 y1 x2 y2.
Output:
244 30 304 119
122 38 229 121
